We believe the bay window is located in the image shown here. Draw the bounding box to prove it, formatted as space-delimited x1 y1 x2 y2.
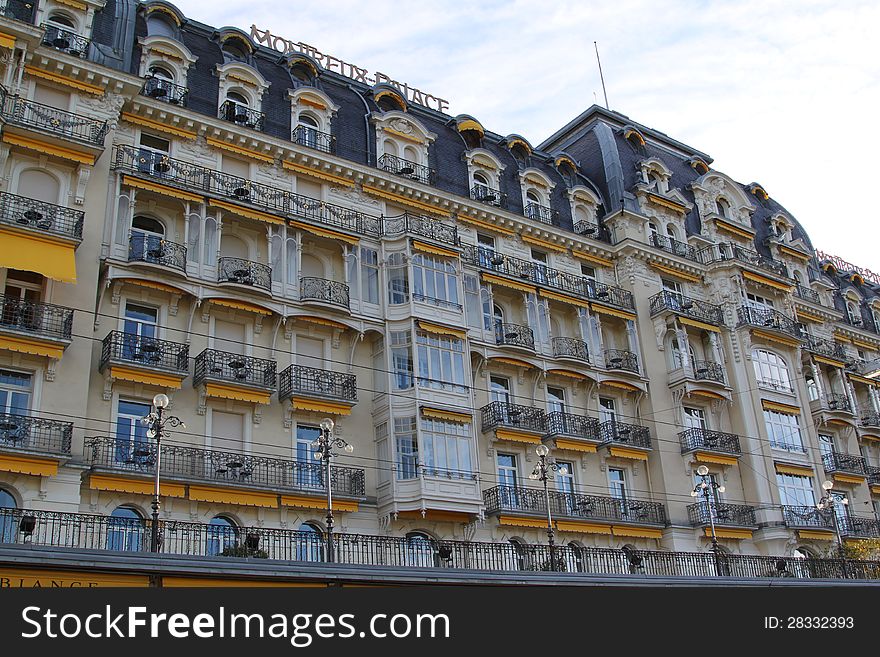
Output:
421 418 474 478
764 408 805 452
412 254 459 307
416 332 466 392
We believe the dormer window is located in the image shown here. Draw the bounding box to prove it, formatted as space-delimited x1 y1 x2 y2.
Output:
291 63 315 86
221 38 250 64
220 90 263 131
715 197 731 218
43 12 87 57
511 144 529 168
847 300 862 326
146 13 176 38
647 171 664 193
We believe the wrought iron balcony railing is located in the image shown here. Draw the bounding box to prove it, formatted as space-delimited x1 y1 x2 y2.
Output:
604 349 639 373
867 465 880 485
687 502 757 528
484 485 667 526
0 190 84 242
278 365 357 402
699 242 789 279
0 87 108 146
470 183 507 208
861 412 880 429
692 360 725 384
219 100 264 131
0 294 73 342
795 284 821 304
545 411 600 442
551 336 590 362
573 219 611 243
822 393 852 413
218 257 272 292
821 451 867 476
494 323 535 350
0 412 72 456
100 331 189 375
650 233 699 262
524 202 557 225
193 349 277 390
736 306 803 340
840 516 880 539
649 290 724 326
678 427 742 456
84 436 366 498
41 24 89 58
141 76 189 106
586 280 635 310
378 153 435 186
382 212 457 246
481 401 547 434
599 420 651 449
805 336 847 361
782 505 835 530
114 145 381 238
300 277 350 310
292 124 335 154
128 234 187 272
847 358 880 377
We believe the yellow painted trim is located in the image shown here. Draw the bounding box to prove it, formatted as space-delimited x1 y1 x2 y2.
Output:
679 316 721 333
420 406 472 423
521 234 567 254
707 528 753 539
779 245 812 262
189 485 278 508
833 473 865 484
299 97 327 110
0 228 78 283
497 515 546 529
417 321 467 339
647 193 687 213
208 199 284 225
751 329 802 349
283 160 354 187
0 568 150 588
554 439 597 453
412 241 458 258
547 368 589 380
456 213 514 236
762 400 801 415
481 272 537 294
490 356 536 369
291 397 353 416
382 127 424 144
120 112 196 140
148 46 184 61
695 451 739 466
145 5 182 25
650 263 701 283
374 89 406 108
118 278 190 296
0 454 59 477
571 250 613 267
796 310 824 323
108 366 184 389
360 185 443 216
612 526 663 539
798 530 835 541
775 463 813 476
294 315 350 330
281 495 358 512
608 446 649 461
0 33 16 50
457 119 484 135
861 434 880 442
556 520 612 534
0 335 64 360
742 271 793 292
539 289 590 309
813 355 846 368
494 429 542 444
205 137 273 164
870 484 880 494
24 66 103 95
122 175 203 203
689 390 727 401
554 154 577 169
288 219 359 246
207 298 273 316
714 218 755 239
853 338 879 350
2 133 95 165
507 137 532 154
204 382 272 405
600 380 641 391
590 304 637 321
850 375 880 388
89 474 185 498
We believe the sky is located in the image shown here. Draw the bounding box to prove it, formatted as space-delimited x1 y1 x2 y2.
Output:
171 0 880 273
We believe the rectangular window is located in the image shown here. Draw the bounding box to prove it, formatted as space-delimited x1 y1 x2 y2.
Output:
295 424 323 488
390 330 413 390
114 399 151 465
395 416 418 480
0 369 32 416
497 453 517 486
764 409 805 452
372 337 386 394
682 407 706 430
421 418 474 478
581 264 596 280
805 375 819 401
463 274 482 329
416 332 466 392
360 247 379 304
476 233 496 268
746 292 774 310
661 278 682 294
776 473 815 507
411 254 459 308
375 422 389 485
546 386 566 414
599 397 616 424
387 253 409 305
608 468 627 500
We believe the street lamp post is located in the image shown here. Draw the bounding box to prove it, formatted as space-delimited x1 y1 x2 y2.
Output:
691 465 725 576
817 480 849 576
141 393 186 553
313 417 353 563
528 444 567 572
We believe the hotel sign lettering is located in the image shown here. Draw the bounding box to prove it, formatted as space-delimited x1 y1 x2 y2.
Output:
251 25 450 113
0 568 150 588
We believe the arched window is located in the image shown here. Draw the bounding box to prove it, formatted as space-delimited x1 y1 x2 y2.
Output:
146 14 176 38
0 488 15 543
511 144 529 167
296 523 324 562
295 113 320 149
558 162 577 186
0 488 14 508
290 63 314 85
206 515 238 556
508 538 527 571
566 542 585 573
473 172 490 189
405 532 437 567
221 38 249 63
106 507 145 552
525 190 542 220
18 169 60 205
377 95 402 112
144 64 178 101
130 215 165 263
752 349 792 391
223 91 252 126
715 197 730 218
492 304 504 336
846 300 862 326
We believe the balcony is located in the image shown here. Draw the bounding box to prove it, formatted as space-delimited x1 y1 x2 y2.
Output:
841 516 880 539
679 428 741 458
861 412 880 429
545 411 600 445
292 124 335 154
599 420 651 450
824 393 853 414
847 357 880 378
0 412 72 458
867 466 880 486
470 183 506 208
128 234 187 273
782 505 836 530
382 212 457 247
114 146 382 239
794 284 821 305
494 323 535 351
219 100 264 131
603 349 639 374
805 336 847 362
141 76 189 106
481 401 547 435
278 365 357 404
483 485 667 527
736 306 803 341
700 242 789 279
0 87 108 147
0 294 73 345
193 349 277 392
41 24 89 58
821 451 867 478
649 290 724 327
692 360 725 384
524 202 557 225
551 337 590 363
687 502 757 529
0 191 84 244
378 153 435 186
100 331 189 379
586 280 635 310
650 234 699 262
218 257 272 293
300 277 350 311
573 219 611 243
85 435 366 499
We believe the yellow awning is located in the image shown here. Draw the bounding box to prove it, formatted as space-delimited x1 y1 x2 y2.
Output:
108 366 184 389
494 429 542 444
490 356 537 369
481 272 537 294
762 399 801 415
796 310 823 323
798 530 834 541
775 463 813 477
23 65 103 95
612 526 663 539
694 451 738 466
0 454 59 477
751 329 802 349
291 397 353 416
208 199 284 226
742 271 793 292
0 229 77 283
205 137 273 164
679 316 721 333
294 315 350 330
556 520 612 535
412 241 458 258
690 390 727 400
421 406 472 423
780 246 811 262
571 250 613 267
650 263 701 283
88 474 185 498
120 112 197 140
122 175 204 204
118 278 190 296
456 214 514 236
281 494 358 512
207 298 273 315
546 368 589 380
497 515 546 529
289 219 359 246
813 355 846 368
608 446 649 461
590 304 637 321
707 528 753 540
600 380 641 391
0 32 16 50
457 119 484 135
0 335 65 360
2 133 95 166
204 382 272 405
714 218 755 239
417 321 467 339
521 234 567 254
833 473 865 484
554 438 597 453
539 289 590 309
283 161 354 188
189 485 278 508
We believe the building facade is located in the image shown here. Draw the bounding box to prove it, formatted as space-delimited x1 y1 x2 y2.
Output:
1 0 880 582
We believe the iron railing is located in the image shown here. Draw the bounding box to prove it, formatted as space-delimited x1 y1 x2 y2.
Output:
551 336 590 362
821 451 867 476
3 507 880 578
841 516 880 539
219 100 264 131
378 153 435 186
0 190 84 241
278 365 357 402
382 212 457 246
782 505 836 530
0 412 72 455
0 87 108 145
300 277 350 310
678 428 741 456
692 360 725 384
867 466 880 485
218 257 272 292
291 124 335 153
699 242 789 278
193 349 277 390
736 306 803 339
599 420 651 449
100 331 189 375
649 290 724 326
41 24 89 58
481 401 547 434
650 233 699 262
524 202 556 225
128 234 187 272
470 183 506 208
573 220 611 243
823 393 852 413
861 412 880 428
84 436 366 498
114 146 381 238
141 76 189 106
795 284 821 304
0 294 73 341
604 349 639 373
484 485 667 526
847 358 880 377
495 323 535 350
687 502 757 528
805 336 847 361
545 411 600 442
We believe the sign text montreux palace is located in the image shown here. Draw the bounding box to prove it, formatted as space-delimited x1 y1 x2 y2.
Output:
251 25 450 113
